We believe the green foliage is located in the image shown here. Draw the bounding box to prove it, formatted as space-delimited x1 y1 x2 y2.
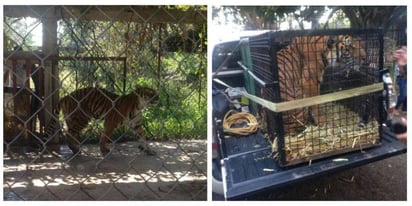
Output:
213 6 406 30
4 17 38 51
135 51 207 140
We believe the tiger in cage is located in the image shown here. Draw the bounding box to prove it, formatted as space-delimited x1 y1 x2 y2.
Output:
321 35 380 128
276 34 367 134
324 35 368 76
43 86 159 156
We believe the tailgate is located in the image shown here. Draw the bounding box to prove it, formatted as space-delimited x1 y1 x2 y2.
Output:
222 127 406 200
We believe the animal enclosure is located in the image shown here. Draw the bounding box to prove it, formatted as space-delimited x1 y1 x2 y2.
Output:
3 5 206 200
245 29 385 166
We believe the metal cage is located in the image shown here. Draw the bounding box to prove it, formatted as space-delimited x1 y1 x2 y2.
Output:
245 29 384 166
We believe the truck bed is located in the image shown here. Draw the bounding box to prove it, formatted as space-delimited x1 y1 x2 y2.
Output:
221 127 406 200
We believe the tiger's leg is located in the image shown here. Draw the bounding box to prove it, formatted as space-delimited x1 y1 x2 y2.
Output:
311 105 325 126
43 117 62 154
100 121 115 156
312 84 325 125
136 125 156 156
358 96 371 127
65 113 89 155
65 126 82 155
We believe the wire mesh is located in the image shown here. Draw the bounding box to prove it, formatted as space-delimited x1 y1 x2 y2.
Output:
3 5 206 200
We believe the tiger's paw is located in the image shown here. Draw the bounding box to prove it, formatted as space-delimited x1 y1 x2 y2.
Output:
139 145 156 156
144 149 156 156
100 146 110 156
68 145 81 156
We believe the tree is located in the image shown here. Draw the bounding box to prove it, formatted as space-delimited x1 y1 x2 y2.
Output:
4 17 37 51
213 6 298 30
213 6 406 31
339 6 406 29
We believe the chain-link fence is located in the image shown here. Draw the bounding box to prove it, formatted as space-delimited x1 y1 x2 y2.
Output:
3 5 207 200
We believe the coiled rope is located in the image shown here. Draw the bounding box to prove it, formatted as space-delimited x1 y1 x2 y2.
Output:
223 110 259 136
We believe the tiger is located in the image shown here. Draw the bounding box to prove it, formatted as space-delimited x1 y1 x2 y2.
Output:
276 34 366 134
322 35 378 128
44 86 159 156
325 35 367 75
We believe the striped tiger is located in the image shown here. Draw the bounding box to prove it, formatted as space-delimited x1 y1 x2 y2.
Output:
277 34 366 134
326 35 367 75
44 86 159 156
322 35 376 128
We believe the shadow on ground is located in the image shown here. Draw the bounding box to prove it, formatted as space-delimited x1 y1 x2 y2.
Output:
4 140 207 200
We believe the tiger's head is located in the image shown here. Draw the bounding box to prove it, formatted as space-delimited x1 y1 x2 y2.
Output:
324 35 367 71
134 86 159 107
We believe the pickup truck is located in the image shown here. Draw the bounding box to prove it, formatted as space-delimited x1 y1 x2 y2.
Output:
211 30 407 200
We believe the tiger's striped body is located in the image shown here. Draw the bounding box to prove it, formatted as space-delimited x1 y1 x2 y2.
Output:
277 35 366 134
45 86 159 156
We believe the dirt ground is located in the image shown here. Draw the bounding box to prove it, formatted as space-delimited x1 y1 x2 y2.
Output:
3 139 207 201
247 153 407 200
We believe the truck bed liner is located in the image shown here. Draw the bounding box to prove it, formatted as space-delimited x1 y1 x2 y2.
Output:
222 128 406 200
